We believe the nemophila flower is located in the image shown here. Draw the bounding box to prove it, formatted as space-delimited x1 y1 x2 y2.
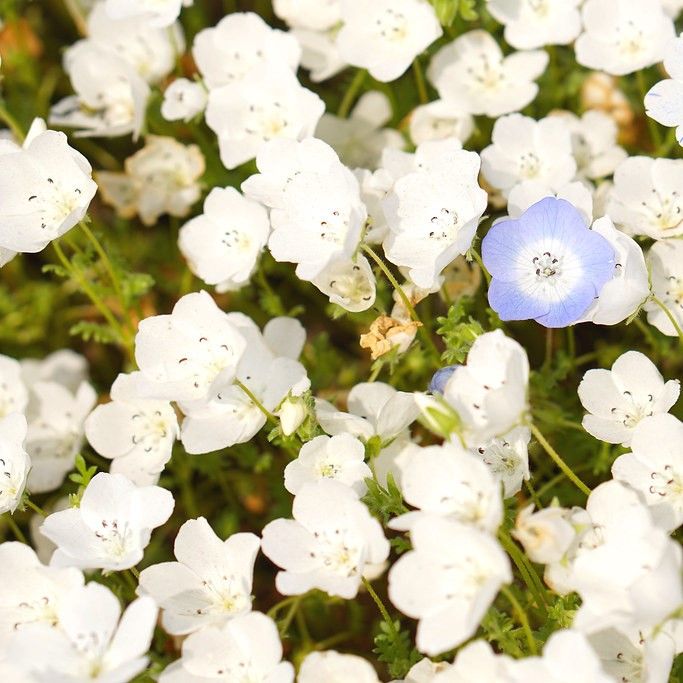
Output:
178 187 270 293
336 0 442 82
299 651 380 683
487 0 582 50
316 91 404 170
513 505 577 565
179 315 308 454
575 0 675 76
261 480 390 599
86 2 183 84
284 433 371 496
40 472 174 571
612 414 683 532
578 350 680 446
0 413 29 515
0 355 28 418
401 657 453 681
193 12 300 90
9 582 157 683
104 0 193 27
506 629 614 683
138 517 260 636
607 157 683 239
506 181 594 225
475 426 531 498
97 136 205 226
389 515 511 656
161 79 207 122
316 381 418 445
645 35 683 147
205 65 324 170
390 442 503 533
84 373 179 486
312 255 377 312
243 138 367 281
0 542 84 637
428 30 548 118
20 349 88 395
0 119 97 259
50 42 149 139
273 0 341 31
555 110 628 180
645 239 683 336
382 138 488 289
409 100 475 146
482 197 616 328
293 27 347 83
159 612 294 683
435 641 515 682
131 291 247 404
481 114 576 196
25 380 96 494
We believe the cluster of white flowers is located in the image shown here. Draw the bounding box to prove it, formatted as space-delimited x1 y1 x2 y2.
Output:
2 0 683 680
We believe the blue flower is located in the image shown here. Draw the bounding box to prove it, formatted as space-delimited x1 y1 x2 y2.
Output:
482 197 616 328
428 365 458 394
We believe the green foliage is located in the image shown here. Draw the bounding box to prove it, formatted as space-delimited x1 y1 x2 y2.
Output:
363 474 408 524
373 618 422 679
67 454 98 507
70 321 120 344
431 0 479 25
437 296 485 364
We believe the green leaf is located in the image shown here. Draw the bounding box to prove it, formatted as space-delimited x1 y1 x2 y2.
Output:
362 473 407 524
437 296 484 364
373 619 422 679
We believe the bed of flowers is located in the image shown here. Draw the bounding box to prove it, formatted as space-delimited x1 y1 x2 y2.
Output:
0 0 682 681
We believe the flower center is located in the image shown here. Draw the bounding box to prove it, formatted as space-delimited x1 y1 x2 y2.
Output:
609 390 653 428
326 264 374 305
94 518 134 560
518 152 542 179
244 102 291 141
374 9 408 41
532 252 561 280
467 53 504 90
616 21 646 56
28 176 84 232
649 464 683 501
319 209 349 244
310 528 362 577
131 409 171 454
640 189 682 232
428 207 459 241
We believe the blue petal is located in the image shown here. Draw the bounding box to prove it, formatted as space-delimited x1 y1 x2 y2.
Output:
487 278 549 322
428 366 458 394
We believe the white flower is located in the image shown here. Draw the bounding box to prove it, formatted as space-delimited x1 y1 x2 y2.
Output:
382 139 488 289
481 114 576 196
403 657 453 682
336 0 442 82
299 651 380 683
474 426 531 498
316 381 418 444
577 217 650 326
243 138 367 281
261 480 390 599
433 640 514 683
205 65 324 170
294 27 347 83
0 355 28 418
178 187 270 292
578 350 680 446
664 0 683 16
428 30 548 118
104 0 193 27
0 541 84 639
131 290 247 403
87 2 182 83
20 349 88 394
277 395 308 436
645 239 683 336
607 157 683 239
390 442 503 533
409 100 475 146
506 180 594 225
84 373 179 486
159 612 294 683
312 255 377 312
388 515 511 656
40 472 174 571
486 0 582 50
0 414 29 515
0 122 97 257
575 0 675 76
179 316 308 454
555 110 628 180
316 91 405 170
96 136 205 226
192 12 300 89
274 0 341 30
161 79 207 122
440 330 530 446
9 582 157 683
25 380 97 493
506 629 614 683
50 42 149 139
138 517 260 635
645 35 683 147
513 505 577 565
612 414 683 532
284 433 372 495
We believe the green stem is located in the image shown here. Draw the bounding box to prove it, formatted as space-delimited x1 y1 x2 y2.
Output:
469 248 491 285
25 499 46 517
636 70 663 150
650 295 683 343
129 566 140 580
498 530 548 613
267 595 300 619
79 221 126 309
5 515 27 543
412 59 429 105
362 577 398 637
529 423 591 497
234 379 277 423
62 0 88 36
0 104 24 141
279 595 303 636
338 69 367 118
500 585 537 655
